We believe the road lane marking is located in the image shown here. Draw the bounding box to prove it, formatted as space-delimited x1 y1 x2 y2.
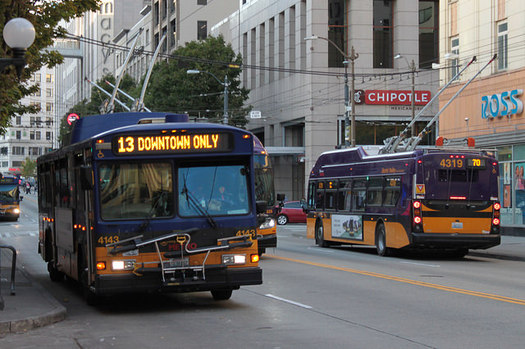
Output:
265 294 313 309
400 261 440 268
266 254 525 306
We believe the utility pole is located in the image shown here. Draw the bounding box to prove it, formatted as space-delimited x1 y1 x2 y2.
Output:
349 46 359 147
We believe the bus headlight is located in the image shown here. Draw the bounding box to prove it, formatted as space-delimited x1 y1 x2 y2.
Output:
12 208 20 214
222 254 246 265
111 259 136 271
259 217 275 229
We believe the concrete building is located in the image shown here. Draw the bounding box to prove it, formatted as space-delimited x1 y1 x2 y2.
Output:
0 66 56 175
437 0 525 233
151 0 239 53
212 0 440 200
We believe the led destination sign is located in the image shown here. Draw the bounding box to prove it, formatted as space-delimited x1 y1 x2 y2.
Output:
439 158 486 169
113 132 233 155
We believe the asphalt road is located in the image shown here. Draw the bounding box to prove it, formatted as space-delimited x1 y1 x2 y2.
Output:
1 195 524 348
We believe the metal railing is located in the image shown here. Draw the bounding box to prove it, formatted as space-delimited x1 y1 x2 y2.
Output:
0 245 17 311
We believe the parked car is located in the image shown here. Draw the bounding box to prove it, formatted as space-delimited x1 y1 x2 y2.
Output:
275 201 306 225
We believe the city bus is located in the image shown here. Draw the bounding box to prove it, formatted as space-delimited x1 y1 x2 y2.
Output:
0 173 21 221
253 137 277 255
37 112 264 303
306 145 501 257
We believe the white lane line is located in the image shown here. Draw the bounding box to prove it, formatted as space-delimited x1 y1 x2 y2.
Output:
400 261 440 268
265 294 313 309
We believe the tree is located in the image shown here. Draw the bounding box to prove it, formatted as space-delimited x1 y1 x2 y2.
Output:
21 157 36 177
58 73 138 145
0 0 101 135
144 35 251 127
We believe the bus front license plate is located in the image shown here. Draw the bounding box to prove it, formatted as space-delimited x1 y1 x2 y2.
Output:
452 222 463 229
165 258 189 268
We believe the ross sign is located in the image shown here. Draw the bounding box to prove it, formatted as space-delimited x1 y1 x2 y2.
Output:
250 110 262 119
481 89 523 119
365 90 431 105
67 113 79 125
112 132 233 155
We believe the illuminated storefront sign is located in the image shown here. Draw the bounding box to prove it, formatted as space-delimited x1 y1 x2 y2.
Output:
365 90 431 105
112 132 233 155
481 89 523 119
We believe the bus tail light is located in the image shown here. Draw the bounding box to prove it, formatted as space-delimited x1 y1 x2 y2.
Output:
491 202 501 233
412 200 424 232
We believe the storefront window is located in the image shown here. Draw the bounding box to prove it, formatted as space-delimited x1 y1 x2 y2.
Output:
515 162 525 225
513 145 525 160
498 145 525 227
497 146 512 161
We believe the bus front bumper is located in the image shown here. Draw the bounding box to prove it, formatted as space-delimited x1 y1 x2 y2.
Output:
411 233 501 250
257 233 277 249
93 266 262 295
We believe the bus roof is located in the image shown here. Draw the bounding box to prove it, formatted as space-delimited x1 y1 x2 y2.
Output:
68 112 188 144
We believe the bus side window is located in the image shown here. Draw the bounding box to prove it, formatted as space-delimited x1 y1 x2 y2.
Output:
315 182 325 210
352 179 367 211
384 177 401 206
338 180 352 211
367 177 383 207
325 181 337 210
307 182 316 209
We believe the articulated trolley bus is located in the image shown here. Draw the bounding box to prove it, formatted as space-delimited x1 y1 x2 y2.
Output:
0 174 21 221
306 145 501 256
37 112 265 303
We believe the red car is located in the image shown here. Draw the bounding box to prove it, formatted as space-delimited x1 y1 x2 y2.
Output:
275 201 307 225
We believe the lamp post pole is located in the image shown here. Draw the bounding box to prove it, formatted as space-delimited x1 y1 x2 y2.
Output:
305 35 358 147
187 69 230 124
409 59 416 136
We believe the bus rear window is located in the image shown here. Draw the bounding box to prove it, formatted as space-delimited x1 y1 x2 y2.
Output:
438 169 479 182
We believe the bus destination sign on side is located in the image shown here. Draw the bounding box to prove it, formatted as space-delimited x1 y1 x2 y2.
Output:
113 132 233 155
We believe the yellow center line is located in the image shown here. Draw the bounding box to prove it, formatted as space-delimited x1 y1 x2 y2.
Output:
266 254 525 306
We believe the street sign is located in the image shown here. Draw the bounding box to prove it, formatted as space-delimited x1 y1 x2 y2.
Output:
67 113 79 125
250 110 262 119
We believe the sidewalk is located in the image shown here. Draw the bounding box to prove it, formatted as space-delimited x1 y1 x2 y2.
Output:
0 258 66 336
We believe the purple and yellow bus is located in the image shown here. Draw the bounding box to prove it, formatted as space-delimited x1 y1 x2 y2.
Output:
306 146 501 256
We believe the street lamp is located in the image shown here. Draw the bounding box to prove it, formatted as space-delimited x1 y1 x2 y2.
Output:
187 69 230 124
1 18 36 78
394 54 417 136
305 35 358 147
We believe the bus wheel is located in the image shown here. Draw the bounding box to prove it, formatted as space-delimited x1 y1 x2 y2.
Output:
81 271 99 306
47 262 64 282
315 221 329 247
211 289 233 301
375 223 391 257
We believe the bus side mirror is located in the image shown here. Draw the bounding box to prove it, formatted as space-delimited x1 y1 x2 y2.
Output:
256 200 268 214
80 165 93 190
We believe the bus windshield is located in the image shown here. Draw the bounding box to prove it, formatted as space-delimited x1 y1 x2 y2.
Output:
178 164 250 217
0 185 19 203
99 162 173 220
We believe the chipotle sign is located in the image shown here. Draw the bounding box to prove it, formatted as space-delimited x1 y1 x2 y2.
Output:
365 90 431 105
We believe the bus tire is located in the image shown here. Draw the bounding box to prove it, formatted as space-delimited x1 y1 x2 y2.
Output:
315 220 329 247
211 289 233 301
375 223 391 257
48 261 64 282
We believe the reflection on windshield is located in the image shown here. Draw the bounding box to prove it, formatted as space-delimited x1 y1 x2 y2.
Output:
179 165 249 216
99 162 173 220
0 185 19 204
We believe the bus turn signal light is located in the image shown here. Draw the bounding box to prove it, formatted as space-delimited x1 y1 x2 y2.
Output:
251 254 260 263
96 262 106 270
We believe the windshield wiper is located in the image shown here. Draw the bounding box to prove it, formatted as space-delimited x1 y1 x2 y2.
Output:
181 184 217 229
136 190 169 235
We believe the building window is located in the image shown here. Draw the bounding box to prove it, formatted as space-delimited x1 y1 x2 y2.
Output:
46 102 53 112
46 74 53 83
12 146 24 155
328 0 345 68
419 1 439 69
46 117 52 126
15 116 21 125
197 21 207 40
449 37 459 79
46 88 53 97
498 22 508 70
373 0 393 68
46 132 52 141
16 131 21 140
36 131 41 140
30 131 35 140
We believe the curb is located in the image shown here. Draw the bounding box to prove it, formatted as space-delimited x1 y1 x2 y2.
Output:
0 268 66 336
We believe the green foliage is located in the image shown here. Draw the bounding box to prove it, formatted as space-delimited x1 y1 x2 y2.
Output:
144 35 251 127
0 0 101 134
21 157 36 177
58 73 138 146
